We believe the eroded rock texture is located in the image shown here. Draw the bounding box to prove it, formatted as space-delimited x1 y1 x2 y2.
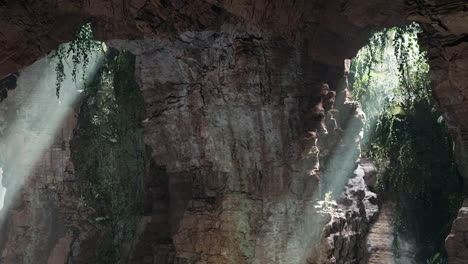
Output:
446 199 468 264
409 2 468 260
0 0 236 80
410 0 468 192
0 0 408 80
309 159 379 264
108 24 356 263
0 0 467 264
0 21 363 263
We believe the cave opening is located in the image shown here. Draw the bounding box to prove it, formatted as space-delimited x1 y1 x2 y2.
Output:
349 23 465 263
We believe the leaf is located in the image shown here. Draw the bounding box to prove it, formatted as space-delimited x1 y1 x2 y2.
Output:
437 115 444 124
391 106 403 115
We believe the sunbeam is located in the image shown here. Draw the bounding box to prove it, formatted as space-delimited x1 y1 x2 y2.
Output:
303 31 402 261
0 46 103 227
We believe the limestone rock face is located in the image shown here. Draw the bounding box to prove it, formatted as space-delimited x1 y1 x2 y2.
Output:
0 0 235 80
107 24 356 263
409 0 468 191
0 0 408 80
446 199 468 264
0 21 361 263
409 2 468 260
309 159 379 264
0 0 466 264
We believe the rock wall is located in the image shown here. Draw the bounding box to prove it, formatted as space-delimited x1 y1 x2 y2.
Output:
410 0 468 191
0 0 467 264
408 2 468 261
310 159 379 264
446 199 468 264
0 21 363 263
0 0 408 80
108 23 359 263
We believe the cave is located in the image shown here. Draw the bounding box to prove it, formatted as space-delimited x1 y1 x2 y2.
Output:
0 1 467 264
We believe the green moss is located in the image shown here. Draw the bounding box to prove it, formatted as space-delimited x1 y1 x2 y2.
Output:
71 48 146 263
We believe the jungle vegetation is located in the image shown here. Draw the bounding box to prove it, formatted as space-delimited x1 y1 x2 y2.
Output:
52 22 104 98
350 23 464 263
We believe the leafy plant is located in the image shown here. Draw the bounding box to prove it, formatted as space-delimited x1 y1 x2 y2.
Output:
71 48 146 263
350 23 464 261
52 23 104 98
426 253 446 264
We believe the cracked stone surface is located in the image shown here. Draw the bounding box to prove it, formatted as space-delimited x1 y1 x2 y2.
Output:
0 1 466 263
108 24 357 263
308 158 379 264
0 0 407 80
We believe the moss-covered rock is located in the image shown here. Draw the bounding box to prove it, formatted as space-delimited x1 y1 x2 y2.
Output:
71 48 146 263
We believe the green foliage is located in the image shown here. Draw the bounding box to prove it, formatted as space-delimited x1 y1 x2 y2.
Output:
349 28 392 102
426 253 446 264
52 23 104 98
71 48 146 263
350 23 464 261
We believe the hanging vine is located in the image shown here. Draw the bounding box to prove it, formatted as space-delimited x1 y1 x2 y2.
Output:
52 23 104 98
350 23 464 262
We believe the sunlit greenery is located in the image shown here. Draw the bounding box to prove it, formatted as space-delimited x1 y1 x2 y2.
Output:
52 23 104 98
350 23 464 262
426 253 445 264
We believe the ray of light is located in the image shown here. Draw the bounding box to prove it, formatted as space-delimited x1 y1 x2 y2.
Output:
297 36 401 261
0 46 103 226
